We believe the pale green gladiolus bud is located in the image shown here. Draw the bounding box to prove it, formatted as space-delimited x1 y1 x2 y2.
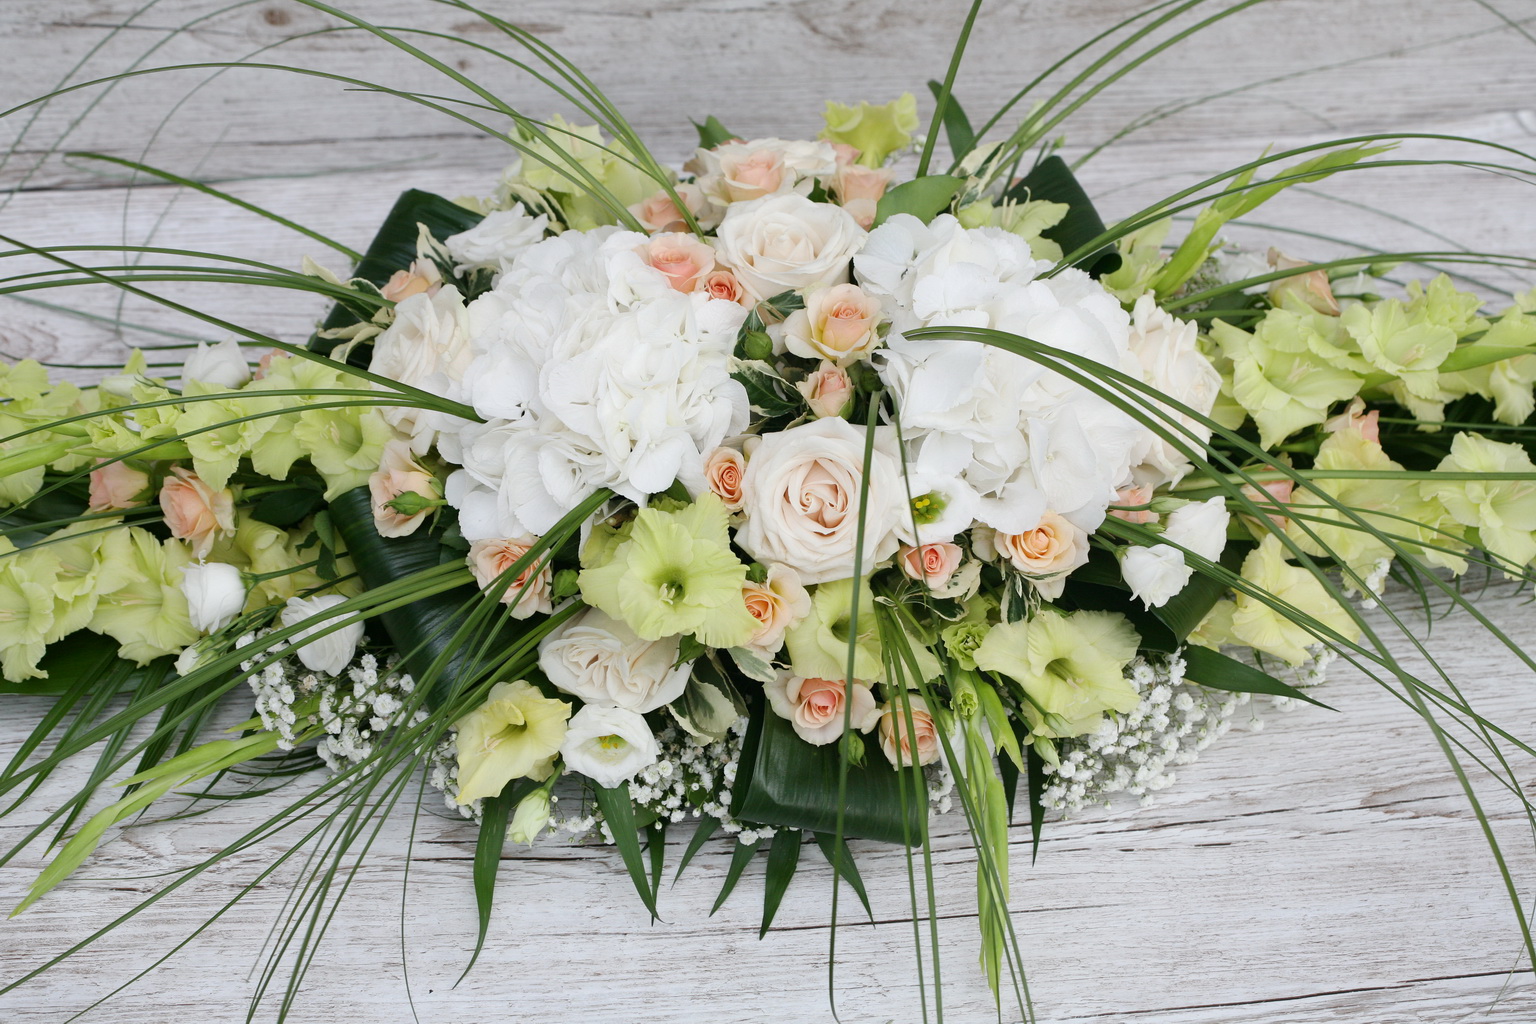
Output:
956 200 996 230
506 789 553 847
950 672 980 719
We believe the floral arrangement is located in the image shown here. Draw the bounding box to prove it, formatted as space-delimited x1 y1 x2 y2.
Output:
2 2 1533 1020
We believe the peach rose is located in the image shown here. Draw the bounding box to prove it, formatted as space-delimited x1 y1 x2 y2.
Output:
159 467 235 559
1108 484 1156 525
88 459 149 513
1266 248 1339 315
741 563 811 655
830 143 861 168
252 348 282 381
637 233 717 293
368 438 442 538
764 673 880 746
899 541 963 589
698 268 749 305
783 284 883 365
878 695 941 767
993 511 1088 599
380 258 443 303
468 536 554 620
703 446 747 511
798 362 853 419
629 183 711 233
832 164 894 229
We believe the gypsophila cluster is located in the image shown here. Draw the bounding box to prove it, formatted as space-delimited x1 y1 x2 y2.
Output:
1041 653 1246 812
240 631 424 770
427 736 485 821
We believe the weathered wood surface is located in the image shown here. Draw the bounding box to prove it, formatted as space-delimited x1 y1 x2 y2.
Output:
2 2 1536 1021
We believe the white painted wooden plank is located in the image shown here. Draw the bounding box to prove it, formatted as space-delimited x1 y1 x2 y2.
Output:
1 2 1536 1021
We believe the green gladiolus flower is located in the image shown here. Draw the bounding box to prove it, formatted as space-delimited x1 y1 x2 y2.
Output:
820 93 919 167
453 680 571 804
784 577 883 681
0 542 58 682
293 406 393 500
88 528 200 665
972 608 1140 739
1406 274 1488 338
1212 318 1362 447
41 524 135 641
1438 308 1536 425
508 116 654 231
1422 431 1536 575
1193 535 1361 667
578 494 758 648
1343 300 1456 400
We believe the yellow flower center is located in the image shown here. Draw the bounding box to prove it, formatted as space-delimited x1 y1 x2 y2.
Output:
596 734 626 751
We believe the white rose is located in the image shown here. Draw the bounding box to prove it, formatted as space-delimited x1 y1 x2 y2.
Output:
559 705 660 789
369 285 473 453
537 607 692 713
1119 543 1189 609
279 594 364 676
736 417 905 585
692 138 837 208
713 194 866 301
444 208 548 276
180 338 251 389
178 561 247 633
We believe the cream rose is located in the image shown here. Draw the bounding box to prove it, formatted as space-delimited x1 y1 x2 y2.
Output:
797 362 854 419
703 446 747 511
899 541 963 589
468 536 554 620
783 284 884 365
763 673 880 746
537 607 692 713
741 563 811 655
992 511 1088 600
878 694 941 767
637 233 716 294
88 459 149 513
180 338 251 389
369 439 442 538
736 417 904 585
159 467 235 560
713 193 867 301
694 138 837 207
368 285 472 453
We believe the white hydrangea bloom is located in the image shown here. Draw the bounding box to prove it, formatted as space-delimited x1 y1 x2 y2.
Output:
856 214 1151 536
442 228 749 538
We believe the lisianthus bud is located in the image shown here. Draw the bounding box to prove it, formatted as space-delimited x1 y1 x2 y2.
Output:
506 789 553 846
180 338 252 389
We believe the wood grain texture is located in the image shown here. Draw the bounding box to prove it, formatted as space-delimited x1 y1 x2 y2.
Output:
2 1 1536 1021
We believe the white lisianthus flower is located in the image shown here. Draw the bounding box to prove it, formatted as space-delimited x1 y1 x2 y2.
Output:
1120 544 1189 608
180 338 251 389
713 193 866 301
369 285 474 454
178 561 247 633
1120 497 1230 608
559 705 661 789
444 207 548 276
1124 293 1222 488
537 607 693 713
736 417 906 585
1164 496 1231 565
279 594 364 676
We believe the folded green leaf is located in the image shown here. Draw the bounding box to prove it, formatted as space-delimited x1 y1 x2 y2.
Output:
759 827 803 937
812 831 872 920
874 174 965 228
710 837 760 915
1182 645 1336 710
593 783 659 919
